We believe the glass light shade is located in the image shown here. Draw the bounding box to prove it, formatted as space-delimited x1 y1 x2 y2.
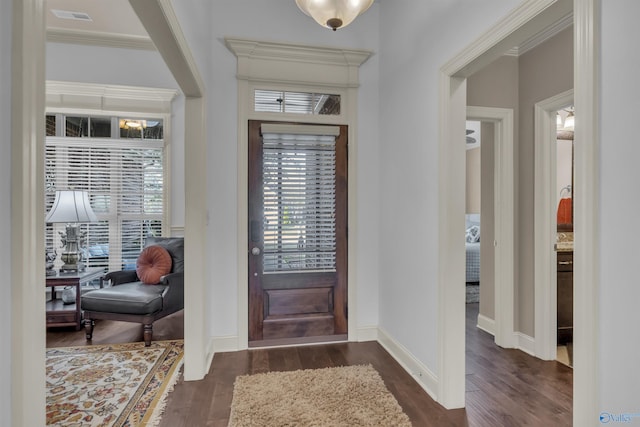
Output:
295 0 374 31
46 190 98 223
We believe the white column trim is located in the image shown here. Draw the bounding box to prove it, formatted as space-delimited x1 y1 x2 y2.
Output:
11 0 46 425
437 73 467 408
129 0 208 381
573 0 600 424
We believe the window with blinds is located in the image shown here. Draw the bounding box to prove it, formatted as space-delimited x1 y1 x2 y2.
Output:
262 131 337 273
45 114 165 271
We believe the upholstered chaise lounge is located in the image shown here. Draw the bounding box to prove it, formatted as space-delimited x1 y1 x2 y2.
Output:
81 237 184 346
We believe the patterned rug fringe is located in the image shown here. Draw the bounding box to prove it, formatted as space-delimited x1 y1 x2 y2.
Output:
146 358 183 426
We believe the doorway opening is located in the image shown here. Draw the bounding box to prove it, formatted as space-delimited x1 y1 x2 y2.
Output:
534 90 574 362
439 2 598 422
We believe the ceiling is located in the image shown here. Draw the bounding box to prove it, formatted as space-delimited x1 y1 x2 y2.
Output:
45 0 148 37
44 1 573 58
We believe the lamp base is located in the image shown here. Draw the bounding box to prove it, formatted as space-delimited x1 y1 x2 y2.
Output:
59 255 85 272
58 224 86 272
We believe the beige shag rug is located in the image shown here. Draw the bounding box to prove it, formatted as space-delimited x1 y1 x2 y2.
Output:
228 364 412 427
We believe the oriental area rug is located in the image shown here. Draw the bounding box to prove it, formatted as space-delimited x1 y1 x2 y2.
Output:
46 339 183 426
228 364 412 427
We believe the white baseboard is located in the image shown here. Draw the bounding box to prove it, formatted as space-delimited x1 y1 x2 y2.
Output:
205 337 216 373
514 332 535 356
355 326 378 342
477 315 536 357
211 335 240 353
377 327 438 401
477 314 495 335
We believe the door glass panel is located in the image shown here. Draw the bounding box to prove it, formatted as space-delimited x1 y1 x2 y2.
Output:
262 133 337 273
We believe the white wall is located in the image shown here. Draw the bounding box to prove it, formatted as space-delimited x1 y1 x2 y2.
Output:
377 0 521 376
46 43 177 88
170 0 382 339
599 0 640 415
1 0 13 422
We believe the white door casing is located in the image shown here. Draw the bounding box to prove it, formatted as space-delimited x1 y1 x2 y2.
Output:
467 106 515 350
534 89 574 361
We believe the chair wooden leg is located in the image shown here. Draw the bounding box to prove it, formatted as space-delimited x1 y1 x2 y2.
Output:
143 323 153 346
84 319 94 341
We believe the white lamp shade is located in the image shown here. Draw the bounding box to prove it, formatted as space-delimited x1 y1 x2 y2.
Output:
46 190 98 223
295 0 374 30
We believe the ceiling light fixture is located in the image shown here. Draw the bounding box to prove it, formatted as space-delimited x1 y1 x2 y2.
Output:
295 0 374 31
119 119 147 129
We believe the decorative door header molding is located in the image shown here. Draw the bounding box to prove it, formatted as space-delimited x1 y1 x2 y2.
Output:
225 38 372 88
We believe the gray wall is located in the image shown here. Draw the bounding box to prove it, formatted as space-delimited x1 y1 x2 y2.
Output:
467 56 519 323
466 145 481 214
517 27 573 335
480 122 496 320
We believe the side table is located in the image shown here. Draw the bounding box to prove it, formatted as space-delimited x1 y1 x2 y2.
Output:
46 267 105 330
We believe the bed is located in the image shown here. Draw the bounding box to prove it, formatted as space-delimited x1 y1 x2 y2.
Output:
465 214 480 283
465 241 480 283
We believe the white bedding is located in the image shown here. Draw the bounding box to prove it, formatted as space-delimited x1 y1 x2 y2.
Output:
466 241 480 283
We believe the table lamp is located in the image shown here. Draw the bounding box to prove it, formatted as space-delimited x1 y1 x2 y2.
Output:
46 190 98 272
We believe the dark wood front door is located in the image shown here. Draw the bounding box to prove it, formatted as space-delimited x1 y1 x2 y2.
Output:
248 120 348 346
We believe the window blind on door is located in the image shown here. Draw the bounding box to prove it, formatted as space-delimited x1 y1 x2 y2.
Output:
45 138 164 271
261 130 338 273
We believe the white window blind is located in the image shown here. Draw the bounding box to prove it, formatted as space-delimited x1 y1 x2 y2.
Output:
45 137 164 271
261 131 337 273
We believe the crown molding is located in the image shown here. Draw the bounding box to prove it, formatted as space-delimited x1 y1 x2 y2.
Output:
46 80 177 113
47 27 156 51
505 12 573 57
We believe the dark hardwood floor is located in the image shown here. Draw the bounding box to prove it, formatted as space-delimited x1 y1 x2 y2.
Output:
46 304 572 426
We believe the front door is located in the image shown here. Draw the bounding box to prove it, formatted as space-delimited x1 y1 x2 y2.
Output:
248 120 348 346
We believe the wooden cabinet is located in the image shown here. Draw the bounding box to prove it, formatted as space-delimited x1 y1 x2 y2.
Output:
557 251 573 344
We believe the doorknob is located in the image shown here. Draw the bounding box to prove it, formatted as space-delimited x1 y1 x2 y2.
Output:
251 247 261 256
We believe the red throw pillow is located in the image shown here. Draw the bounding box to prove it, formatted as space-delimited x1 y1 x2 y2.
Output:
136 245 173 285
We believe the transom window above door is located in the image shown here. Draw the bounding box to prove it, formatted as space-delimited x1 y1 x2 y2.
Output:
254 89 341 115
